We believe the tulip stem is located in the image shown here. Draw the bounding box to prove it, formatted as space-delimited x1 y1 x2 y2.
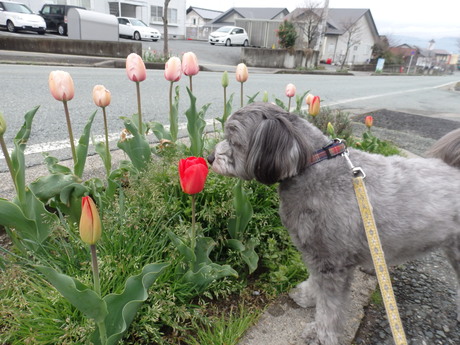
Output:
136 81 143 136
91 244 107 344
222 86 227 131
102 107 112 176
189 75 193 93
288 97 291 112
0 135 15 192
240 82 244 108
191 194 196 252
63 100 77 165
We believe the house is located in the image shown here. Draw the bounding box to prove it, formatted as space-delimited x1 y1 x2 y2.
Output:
24 0 187 39
185 6 223 40
211 7 289 26
286 8 380 65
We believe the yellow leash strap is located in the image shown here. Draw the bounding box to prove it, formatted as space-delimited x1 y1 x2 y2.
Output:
338 143 407 345
352 176 407 345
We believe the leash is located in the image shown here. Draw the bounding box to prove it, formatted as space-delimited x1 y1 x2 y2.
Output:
342 146 408 345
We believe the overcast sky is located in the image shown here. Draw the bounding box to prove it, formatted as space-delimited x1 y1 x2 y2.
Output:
186 0 460 40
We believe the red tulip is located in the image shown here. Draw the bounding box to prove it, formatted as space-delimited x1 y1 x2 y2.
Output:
178 157 209 195
182 52 199 76
365 115 374 128
164 56 182 82
79 196 102 245
285 83 296 98
236 63 248 83
126 53 146 82
309 96 320 116
49 70 74 102
92 85 111 108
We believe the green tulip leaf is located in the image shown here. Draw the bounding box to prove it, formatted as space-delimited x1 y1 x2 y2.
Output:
0 198 39 242
148 121 173 142
43 153 72 174
228 179 253 240
246 91 260 105
295 91 309 113
117 118 151 171
216 93 234 130
74 111 97 178
183 262 238 292
95 141 112 176
185 87 210 157
29 173 80 201
227 238 259 274
91 263 169 345
169 85 180 142
36 265 108 323
167 230 196 263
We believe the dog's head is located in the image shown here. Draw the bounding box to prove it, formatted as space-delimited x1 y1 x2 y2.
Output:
208 102 316 185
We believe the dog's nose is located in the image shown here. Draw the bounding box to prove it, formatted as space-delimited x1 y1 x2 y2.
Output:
207 152 215 165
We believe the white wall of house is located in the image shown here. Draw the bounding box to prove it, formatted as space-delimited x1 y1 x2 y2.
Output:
26 0 186 39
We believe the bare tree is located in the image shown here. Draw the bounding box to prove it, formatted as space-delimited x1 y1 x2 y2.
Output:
162 0 170 58
339 20 361 70
290 1 325 49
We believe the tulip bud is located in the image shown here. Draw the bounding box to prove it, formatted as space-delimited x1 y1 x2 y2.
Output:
92 85 111 108
236 63 248 83
49 70 74 102
182 52 199 76
262 91 269 102
221 71 229 88
178 157 209 195
365 115 374 129
285 83 296 98
327 122 335 137
79 196 102 245
305 93 314 105
0 112 6 136
164 56 182 82
309 96 320 116
126 53 146 82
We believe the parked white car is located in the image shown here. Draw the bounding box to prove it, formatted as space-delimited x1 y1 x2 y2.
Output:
117 17 160 41
208 26 249 46
0 0 46 35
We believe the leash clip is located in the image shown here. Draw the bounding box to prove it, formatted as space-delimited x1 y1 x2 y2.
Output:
342 149 366 179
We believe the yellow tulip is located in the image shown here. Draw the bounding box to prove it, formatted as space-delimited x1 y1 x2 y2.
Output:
79 196 102 245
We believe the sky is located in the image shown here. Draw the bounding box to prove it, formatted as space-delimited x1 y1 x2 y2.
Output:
186 0 460 42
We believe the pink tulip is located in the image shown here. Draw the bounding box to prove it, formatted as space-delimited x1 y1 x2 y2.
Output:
285 83 296 98
236 63 248 83
305 93 314 105
92 85 111 108
126 53 146 82
182 52 199 76
49 70 74 102
164 56 182 82
309 96 321 116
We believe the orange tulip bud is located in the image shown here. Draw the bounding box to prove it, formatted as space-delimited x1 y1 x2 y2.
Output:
305 93 314 105
236 63 248 83
92 85 111 108
182 52 199 76
126 53 146 82
365 115 374 128
79 196 102 245
178 157 209 195
285 83 296 98
164 56 182 82
309 96 320 116
49 70 74 102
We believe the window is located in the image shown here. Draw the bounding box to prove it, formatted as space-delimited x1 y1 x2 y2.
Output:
151 6 163 22
167 8 177 24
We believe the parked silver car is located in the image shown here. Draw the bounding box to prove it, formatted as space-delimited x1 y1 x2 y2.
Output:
208 26 249 46
117 17 161 41
0 0 46 35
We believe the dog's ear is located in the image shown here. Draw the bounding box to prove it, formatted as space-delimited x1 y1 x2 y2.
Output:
246 115 311 184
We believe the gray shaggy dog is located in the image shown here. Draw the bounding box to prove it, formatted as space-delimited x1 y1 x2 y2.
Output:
208 102 460 345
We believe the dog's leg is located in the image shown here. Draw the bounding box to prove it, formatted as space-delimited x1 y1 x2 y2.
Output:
444 238 460 322
289 277 318 308
302 268 353 345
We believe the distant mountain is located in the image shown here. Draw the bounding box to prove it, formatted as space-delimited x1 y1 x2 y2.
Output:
389 35 459 54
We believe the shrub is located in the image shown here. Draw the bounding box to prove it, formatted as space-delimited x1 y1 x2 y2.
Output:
276 20 298 50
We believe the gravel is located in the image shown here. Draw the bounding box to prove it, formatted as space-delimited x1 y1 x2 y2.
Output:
352 109 460 345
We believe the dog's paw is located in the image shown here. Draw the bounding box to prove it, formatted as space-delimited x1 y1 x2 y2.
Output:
289 281 316 308
302 322 320 345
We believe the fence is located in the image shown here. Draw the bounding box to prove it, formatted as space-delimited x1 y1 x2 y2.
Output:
235 18 282 48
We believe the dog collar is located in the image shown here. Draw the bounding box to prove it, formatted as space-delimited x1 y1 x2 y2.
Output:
309 139 347 166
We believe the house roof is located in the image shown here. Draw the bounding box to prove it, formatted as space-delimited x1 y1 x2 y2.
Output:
211 7 289 24
186 6 223 20
286 7 379 38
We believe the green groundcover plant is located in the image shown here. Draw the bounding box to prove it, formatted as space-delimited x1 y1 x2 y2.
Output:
0 52 400 344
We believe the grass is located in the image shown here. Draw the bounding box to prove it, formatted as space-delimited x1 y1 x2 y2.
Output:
0 108 401 344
